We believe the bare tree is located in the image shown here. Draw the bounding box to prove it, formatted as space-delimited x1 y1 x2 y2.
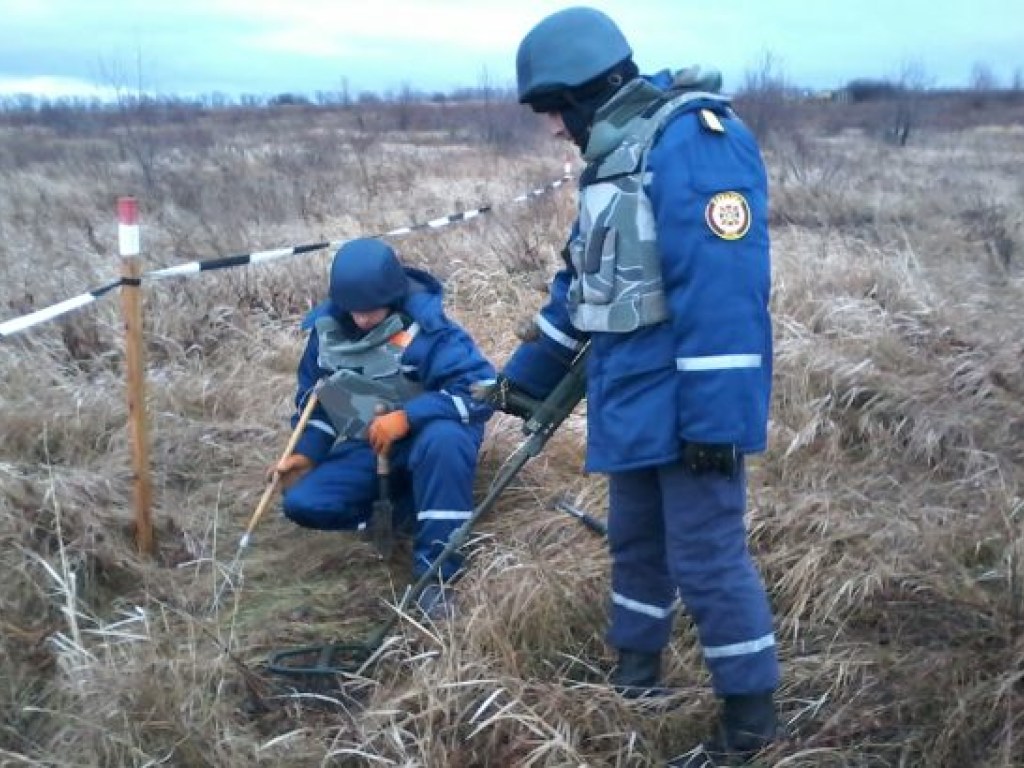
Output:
478 66 498 146
96 46 162 191
734 50 791 145
970 61 999 91
886 58 933 147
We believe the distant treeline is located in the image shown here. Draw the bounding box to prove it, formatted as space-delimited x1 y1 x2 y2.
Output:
0 84 549 156
1 79 1022 150
0 84 521 117
3 77 1023 118
831 78 1024 103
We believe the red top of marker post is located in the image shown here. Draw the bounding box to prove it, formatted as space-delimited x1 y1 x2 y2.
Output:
118 197 141 257
118 197 139 225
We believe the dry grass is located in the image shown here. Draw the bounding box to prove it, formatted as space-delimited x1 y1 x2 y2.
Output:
1 105 1023 767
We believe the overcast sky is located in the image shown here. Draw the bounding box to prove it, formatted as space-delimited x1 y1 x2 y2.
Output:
1 0 1021 100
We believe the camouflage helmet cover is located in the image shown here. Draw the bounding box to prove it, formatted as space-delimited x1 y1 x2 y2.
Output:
516 6 633 105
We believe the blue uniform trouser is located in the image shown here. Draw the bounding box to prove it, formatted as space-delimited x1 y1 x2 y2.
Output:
282 420 483 580
606 459 779 696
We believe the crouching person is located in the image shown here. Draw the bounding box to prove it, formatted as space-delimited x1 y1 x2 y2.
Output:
267 237 495 618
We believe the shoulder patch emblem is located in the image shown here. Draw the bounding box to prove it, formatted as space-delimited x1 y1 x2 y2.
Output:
705 191 751 240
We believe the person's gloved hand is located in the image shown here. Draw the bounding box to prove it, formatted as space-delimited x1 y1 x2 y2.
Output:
367 410 410 454
682 442 738 478
267 453 314 490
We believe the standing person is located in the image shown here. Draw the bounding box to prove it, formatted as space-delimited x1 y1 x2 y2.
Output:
268 237 495 616
495 7 779 766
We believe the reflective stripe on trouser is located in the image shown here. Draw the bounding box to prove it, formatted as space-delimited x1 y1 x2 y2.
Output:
406 419 482 580
607 469 678 653
282 419 483 581
606 459 779 695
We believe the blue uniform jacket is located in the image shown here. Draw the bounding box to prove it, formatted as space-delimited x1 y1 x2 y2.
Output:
292 267 495 462
504 77 772 473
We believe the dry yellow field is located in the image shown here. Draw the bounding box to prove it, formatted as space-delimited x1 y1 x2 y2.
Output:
1 98 1022 766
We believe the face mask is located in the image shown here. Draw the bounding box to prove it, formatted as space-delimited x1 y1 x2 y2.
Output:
559 104 595 149
555 60 638 150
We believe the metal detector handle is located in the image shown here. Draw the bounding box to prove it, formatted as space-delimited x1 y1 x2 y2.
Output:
522 340 590 442
475 341 589 431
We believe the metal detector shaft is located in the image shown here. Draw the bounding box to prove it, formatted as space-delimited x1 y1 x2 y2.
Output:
364 342 590 648
366 440 533 646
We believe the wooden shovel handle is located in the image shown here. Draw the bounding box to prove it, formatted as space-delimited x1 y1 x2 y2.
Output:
244 391 319 537
374 402 391 475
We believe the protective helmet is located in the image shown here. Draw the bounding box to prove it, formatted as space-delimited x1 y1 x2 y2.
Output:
329 238 409 313
516 6 632 107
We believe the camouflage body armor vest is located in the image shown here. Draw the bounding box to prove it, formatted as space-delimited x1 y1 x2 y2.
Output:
568 78 730 333
314 313 423 439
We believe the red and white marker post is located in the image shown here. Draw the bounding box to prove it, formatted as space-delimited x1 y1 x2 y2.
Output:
118 197 154 555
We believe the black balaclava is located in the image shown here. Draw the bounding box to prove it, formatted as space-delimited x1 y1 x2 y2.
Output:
529 58 639 149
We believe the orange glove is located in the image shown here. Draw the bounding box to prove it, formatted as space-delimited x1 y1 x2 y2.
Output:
267 453 314 490
367 410 411 454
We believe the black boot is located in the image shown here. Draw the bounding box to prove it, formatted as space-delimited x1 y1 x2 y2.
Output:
667 692 777 767
610 650 665 699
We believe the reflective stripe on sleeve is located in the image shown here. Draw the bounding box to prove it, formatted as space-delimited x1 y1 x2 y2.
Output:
676 354 762 372
308 419 337 437
536 314 582 352
444 391 470 423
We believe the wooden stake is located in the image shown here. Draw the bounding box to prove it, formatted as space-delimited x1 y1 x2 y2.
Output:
118 197 154 555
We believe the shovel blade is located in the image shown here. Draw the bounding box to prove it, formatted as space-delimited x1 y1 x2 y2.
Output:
371 499 394 559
